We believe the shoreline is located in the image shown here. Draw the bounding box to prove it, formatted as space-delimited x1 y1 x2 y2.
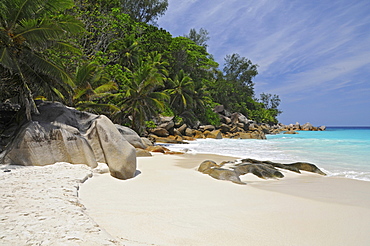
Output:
163 153 370 207
1 153 370 245
164 134 370 183
80 153 370 246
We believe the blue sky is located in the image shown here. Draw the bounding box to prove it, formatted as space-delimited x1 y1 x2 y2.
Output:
157 0 370 126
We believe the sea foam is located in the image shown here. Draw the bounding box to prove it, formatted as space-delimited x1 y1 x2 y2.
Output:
167 127 370 182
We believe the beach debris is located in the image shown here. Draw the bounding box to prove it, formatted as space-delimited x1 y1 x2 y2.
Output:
198 158 326 184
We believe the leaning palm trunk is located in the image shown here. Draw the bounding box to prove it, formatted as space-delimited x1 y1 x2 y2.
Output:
0 0 84 120
15 62 39 119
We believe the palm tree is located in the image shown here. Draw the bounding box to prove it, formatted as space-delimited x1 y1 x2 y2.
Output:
73 62 116 102
165 70 194 115
114 52 169 134
72 62 119 115
0 0 84 120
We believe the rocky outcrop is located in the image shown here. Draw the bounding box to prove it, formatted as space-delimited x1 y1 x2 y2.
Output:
148 110 268 141
140 137 153 148
150 127 169 137
198 160 244 184
145 145 170 153
198 158 326 184
301 122 314 131
318 125 326 131
203 130 222 139
277 122 326 132
143 106 326 143
0 101 136 180
85 116 136 179
136 148 152 157
115 124 146 149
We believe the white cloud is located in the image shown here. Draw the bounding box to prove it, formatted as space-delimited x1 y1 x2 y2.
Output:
158 0 370 124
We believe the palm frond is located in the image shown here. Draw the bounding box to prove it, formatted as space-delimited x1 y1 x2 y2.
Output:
75 63 97 87
15 19 64 46
53 41 82 55
56 15 84 35
44 0 74 13
94 81 117 94
76 101 119 114
73 88 89 101
23 50 74 87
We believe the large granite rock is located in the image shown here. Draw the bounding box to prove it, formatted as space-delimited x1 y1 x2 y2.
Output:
318 125 326 131
150 127 169 137
177 124 187 135
213 105 225 114
0 102 136 180
301 122 314 131
199 125 215 132
158 120 175 131
115 124 146 149
203 130 222 139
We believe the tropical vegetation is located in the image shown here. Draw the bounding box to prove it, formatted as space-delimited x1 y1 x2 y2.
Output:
0 0 282 134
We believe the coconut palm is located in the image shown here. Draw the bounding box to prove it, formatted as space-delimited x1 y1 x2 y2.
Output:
165 70 194 115
0 0 84 120
114 52 169 134
73 62 117 102
72 62 119 115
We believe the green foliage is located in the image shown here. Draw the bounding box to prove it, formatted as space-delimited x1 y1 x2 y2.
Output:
145 120 157 129
204 107 221 126
161 105 175 117
72 62 118 114
255 93 282 124
165 70 194 115
121 0 169 24
174 115 183 125
244 94 282 124
0 0 84 119
184 28 210 48
1 0 282 127
113 52 169 134
206 53 258 117
167 37 218 77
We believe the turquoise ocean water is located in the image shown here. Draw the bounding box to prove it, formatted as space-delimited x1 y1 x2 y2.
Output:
167 127 370 181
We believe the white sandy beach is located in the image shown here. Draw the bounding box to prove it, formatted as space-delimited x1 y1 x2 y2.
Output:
80 153 370 246
1 154 370 246
0 163 119 245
